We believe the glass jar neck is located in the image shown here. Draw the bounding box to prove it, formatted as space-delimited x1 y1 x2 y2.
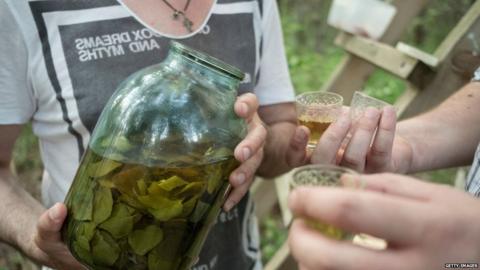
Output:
164 50 241 91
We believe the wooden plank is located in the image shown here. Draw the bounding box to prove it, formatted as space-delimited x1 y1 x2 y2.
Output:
401 1 480 118
264 242 298 270
435 1 480 60
396 42 439 67
322 0 431 104
454 167 468 190
393 83 419 116
335 32 419 78
251 177 278 222
274 171 294 226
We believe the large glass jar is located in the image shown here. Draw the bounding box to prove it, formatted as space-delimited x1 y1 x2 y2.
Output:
62 41 247 270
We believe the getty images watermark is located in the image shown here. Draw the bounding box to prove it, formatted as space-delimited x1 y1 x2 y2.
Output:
445 263 479 269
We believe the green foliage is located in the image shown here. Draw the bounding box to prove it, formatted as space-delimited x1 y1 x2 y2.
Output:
364 70 406 104
260 216 288 264
403 0 476 54
415 168 458 186
12 124 42 173
279 0 345 94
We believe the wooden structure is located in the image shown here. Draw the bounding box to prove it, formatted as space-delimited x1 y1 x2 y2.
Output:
256 1 480 269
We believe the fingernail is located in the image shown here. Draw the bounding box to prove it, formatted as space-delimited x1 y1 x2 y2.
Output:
236 173 246 185
242 147 251 161
240 102 249 115
48 203 62 222
365 107 379 119
224 200 234 212
383 106 396 116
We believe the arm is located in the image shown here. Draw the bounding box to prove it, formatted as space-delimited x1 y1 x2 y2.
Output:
397 82 480 172
0 125 83 269
257 102 305 177
0 125 44 255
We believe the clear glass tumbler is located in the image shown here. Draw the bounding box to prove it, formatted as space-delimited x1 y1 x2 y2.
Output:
295 92 343 151
290 164 360 240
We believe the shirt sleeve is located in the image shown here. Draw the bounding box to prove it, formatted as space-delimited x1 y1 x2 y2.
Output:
254 0 295 106
472 66 480 82
0 0 36 124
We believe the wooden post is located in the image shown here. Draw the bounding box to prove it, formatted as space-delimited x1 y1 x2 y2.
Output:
401 0 480 118
322 0 431 104
251 178 278 221
264 242 297 270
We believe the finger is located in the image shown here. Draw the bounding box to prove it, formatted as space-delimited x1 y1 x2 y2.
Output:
235 93 259 121
289 219 402 270
225 150 263 211
234 117 267 163
311 112 351 164
286 126 309 167
288 185 427 244
366 106 397 172
299 264 313 270
361 173 437 200
340 108 381 171
36 203 67 243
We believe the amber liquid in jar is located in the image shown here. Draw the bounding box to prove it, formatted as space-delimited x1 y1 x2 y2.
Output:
63 148 237 270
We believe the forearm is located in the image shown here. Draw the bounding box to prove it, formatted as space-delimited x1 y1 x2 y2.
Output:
397 82 480 172
0 168 45 256
257 121 297 177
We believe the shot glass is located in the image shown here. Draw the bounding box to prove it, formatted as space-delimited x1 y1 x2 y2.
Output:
295 92 343 151
349 91 392 123
290 164 360 240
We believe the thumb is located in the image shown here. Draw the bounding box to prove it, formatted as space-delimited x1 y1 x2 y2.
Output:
36 203 67 242
286 126 309 168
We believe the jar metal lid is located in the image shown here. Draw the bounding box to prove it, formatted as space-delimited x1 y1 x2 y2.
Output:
170 41 245 81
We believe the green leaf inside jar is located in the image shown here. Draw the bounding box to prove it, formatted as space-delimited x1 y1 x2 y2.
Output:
99 203 137 239
128 225 164 256
91 230 120 266
92 186 113 224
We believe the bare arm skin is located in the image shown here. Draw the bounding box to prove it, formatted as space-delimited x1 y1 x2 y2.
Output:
0 125 83 269
0 125 44 256
397 82 480 172
257 102 306 178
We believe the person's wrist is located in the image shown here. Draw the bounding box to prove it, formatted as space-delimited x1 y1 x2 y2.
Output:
392 135 414 173
15 208 45 263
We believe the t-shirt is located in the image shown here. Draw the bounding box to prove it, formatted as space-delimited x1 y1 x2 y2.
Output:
466 68 480 197
466 144 480 197
0 0 295 269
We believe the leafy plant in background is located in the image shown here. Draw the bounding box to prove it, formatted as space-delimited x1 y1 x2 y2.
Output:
260 216 288 264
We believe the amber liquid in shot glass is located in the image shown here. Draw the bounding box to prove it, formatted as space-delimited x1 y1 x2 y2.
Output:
291 164 360 240
295 92 343 151
298 118 334 148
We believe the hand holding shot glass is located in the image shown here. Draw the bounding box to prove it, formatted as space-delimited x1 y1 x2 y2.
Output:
290 164 361 240
295 91 343 151
350 90 392 123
